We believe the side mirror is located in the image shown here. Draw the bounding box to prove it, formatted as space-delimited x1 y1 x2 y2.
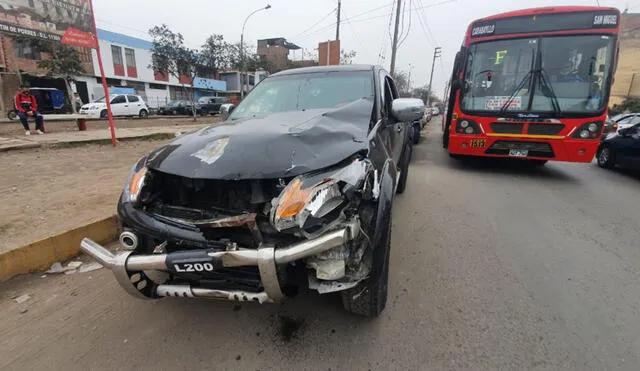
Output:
391 98 425 122
452 79 462 90
220 103 236 120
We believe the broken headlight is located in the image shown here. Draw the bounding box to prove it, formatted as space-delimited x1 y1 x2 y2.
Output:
122 155 148 204
271 159 369 234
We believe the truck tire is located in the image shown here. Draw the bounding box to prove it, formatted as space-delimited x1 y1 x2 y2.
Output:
341 208 391 317
412 124 421 144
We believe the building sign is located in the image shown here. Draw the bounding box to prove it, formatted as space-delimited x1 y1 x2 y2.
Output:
0 0 96 47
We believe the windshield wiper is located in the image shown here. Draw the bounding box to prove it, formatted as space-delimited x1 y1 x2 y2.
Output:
498 70 533 116
538 68 561 116
498 51 536 116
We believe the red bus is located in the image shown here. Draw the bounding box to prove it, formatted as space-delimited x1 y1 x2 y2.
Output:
443 6 621 164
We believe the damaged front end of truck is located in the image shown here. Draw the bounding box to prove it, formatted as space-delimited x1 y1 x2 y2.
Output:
82 155 378 303
80 98 388 315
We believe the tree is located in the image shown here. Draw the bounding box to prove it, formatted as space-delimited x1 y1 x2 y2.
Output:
610 98 640 116
149 24 215 120
200 34 233 76
14 37 85 113
340 49 357 65
409 86 441 105
392 71 410 96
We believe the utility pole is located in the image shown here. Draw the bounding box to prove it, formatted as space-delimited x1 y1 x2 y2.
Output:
336 0 341 40
426 47 441 107
389 0 402 76
407 63 412 93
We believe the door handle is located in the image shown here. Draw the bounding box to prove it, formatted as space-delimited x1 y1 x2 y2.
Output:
124 105 129 107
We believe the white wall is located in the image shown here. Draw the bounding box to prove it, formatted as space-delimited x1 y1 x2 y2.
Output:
91 40 184 86
145 87 170 108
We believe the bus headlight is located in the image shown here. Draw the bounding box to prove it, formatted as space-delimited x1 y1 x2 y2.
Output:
456 118 481 135
573 122 602 139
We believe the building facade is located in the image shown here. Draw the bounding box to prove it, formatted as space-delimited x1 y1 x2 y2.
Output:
75 29 227 108
610 13 640 106
257 37 300 71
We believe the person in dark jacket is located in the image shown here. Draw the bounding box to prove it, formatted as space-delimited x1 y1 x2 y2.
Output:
14 84 44 135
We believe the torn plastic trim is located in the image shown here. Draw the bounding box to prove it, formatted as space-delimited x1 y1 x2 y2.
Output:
271 158 373 233
308 276 359 294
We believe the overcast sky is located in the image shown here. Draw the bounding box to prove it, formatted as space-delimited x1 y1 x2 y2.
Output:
93 0 637 96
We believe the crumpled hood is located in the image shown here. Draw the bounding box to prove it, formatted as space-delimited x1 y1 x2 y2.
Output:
145 99 373 180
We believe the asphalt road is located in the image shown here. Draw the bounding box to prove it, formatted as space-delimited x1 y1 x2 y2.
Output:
2 123 640 370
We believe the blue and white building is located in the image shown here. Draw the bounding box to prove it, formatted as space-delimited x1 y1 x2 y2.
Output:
74 29 227 108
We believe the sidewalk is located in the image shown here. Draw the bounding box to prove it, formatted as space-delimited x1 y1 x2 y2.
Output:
0 124 206 151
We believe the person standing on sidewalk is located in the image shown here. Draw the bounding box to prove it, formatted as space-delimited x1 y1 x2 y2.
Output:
14 84 44 135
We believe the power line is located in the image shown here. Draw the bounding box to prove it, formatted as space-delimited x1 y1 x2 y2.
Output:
397 0 412 48
95 18 150 38
416 0 438 46
297 0 456 48
341 8 366 51
291 7 338 39
299 0 396 42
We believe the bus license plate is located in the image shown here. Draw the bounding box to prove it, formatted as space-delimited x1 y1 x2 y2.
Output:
509 149 528 157
470 139 486 148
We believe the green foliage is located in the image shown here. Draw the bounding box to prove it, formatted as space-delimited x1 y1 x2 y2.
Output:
340 49 357 65
149 24 211 82
13 36 84 79
409 86 441 105
610 98 640 116
36 44 84 79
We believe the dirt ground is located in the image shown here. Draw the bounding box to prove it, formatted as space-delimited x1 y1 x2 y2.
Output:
0 116 219 137
0 139 173 253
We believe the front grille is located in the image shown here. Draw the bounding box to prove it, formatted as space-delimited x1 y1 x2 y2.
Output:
527 123 565 135
491 123 524 134
143 170 285 214
486 141 555 158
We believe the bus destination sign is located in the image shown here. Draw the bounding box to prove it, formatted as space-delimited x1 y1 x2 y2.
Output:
471 10 619 38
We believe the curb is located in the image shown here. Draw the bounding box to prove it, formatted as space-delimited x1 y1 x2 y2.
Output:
0 215 118 281
0 132 176 152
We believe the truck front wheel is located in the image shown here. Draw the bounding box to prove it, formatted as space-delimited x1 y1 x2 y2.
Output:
341 209 391 317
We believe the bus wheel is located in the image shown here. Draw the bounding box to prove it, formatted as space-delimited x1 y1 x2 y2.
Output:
530 160 548 166
442 127 450 149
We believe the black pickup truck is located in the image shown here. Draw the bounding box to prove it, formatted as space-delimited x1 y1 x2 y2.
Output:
80 65 423 317
198 96 230 115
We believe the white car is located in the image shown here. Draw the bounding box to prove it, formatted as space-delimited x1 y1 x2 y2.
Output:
80 94 149 118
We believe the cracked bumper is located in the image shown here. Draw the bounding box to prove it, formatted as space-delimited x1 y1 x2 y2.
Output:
80 227 355 303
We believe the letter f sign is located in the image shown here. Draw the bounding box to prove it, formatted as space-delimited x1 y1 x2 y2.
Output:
495 50 507 65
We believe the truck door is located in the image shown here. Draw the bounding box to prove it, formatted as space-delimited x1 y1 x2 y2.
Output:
383 75 407 165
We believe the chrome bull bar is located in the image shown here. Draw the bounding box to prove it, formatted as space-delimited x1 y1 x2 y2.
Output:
80 227 353 303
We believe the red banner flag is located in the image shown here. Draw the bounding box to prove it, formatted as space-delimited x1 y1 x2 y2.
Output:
61 27 97 48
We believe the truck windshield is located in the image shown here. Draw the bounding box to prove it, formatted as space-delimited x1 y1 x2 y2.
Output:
461 34 615 115
229 71 374 119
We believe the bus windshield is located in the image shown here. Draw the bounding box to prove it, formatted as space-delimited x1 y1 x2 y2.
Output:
461 34 616 115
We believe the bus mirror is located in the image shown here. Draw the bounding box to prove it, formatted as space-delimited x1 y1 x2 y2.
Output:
452 79 462 90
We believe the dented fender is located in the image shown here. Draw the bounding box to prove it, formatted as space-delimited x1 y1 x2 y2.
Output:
373 159 395 251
